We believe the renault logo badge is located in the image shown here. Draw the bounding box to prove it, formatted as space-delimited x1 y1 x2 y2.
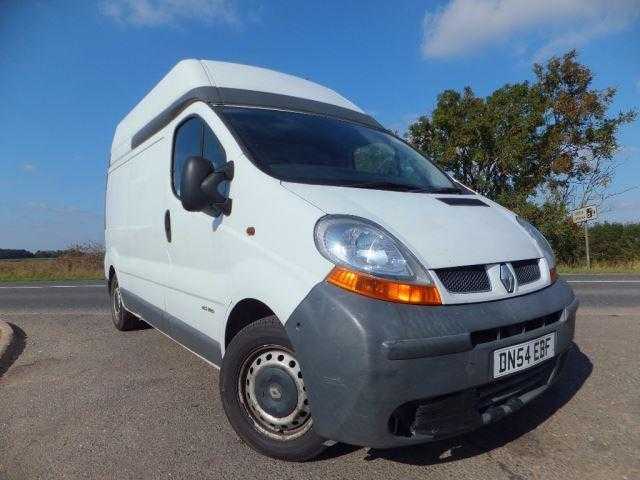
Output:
500 264 516 293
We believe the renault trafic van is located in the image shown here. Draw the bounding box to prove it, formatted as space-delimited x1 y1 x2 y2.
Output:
105 60 578 461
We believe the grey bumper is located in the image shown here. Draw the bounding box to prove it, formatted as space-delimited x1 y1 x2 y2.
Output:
286 279 578 449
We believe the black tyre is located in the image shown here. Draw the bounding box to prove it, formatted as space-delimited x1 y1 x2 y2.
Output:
220 316 327 461
109 276 143 331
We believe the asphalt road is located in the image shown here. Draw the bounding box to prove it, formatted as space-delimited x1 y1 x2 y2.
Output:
1 276 638 479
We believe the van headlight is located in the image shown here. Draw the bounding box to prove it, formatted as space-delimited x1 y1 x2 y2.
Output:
314 216 441 305
314 216 417 279
516 217 556 269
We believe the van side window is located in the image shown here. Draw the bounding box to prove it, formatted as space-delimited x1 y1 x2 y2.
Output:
203 127 226 169
172 117 204 197
172 117 226 198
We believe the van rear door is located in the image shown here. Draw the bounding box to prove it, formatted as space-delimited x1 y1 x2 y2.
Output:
116 138 170 330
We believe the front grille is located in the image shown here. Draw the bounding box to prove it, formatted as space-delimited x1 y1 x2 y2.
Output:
470 311 562 347
435 265 491 293
512 259 541 285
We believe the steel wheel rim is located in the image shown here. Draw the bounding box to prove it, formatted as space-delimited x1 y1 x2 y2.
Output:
238 345 312 440
113 285 122 317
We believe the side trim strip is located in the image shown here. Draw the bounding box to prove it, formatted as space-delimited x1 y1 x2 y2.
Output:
129 86 382 151
120 288 166 331
120 288 222 367
382 333 472 360
168 311 223 367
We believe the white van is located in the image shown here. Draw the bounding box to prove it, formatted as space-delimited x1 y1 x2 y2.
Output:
105 60 578 461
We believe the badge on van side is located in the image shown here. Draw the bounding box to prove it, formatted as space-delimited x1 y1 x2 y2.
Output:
201 305 215 314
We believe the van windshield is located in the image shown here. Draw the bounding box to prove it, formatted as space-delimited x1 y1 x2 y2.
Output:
221 107 459 193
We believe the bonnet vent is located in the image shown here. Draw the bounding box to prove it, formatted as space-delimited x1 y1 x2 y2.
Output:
437 197 489 207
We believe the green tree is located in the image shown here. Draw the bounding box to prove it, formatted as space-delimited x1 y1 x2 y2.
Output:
407 50 636 212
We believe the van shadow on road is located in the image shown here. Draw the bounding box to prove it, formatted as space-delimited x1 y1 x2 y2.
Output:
0 323 27 379
320 344 592 465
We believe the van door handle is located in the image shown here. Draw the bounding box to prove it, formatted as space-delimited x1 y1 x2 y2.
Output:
164 210 172 243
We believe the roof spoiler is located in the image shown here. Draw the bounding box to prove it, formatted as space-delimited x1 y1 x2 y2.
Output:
131 86 383 150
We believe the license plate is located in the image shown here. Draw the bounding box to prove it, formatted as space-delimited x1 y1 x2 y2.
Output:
493 332 555 378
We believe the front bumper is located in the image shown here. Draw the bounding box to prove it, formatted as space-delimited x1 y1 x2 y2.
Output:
286 279 578 449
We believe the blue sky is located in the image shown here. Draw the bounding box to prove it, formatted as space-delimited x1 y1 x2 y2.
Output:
1 0 639 250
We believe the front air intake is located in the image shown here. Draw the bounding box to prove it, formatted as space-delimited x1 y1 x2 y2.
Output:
512 259 541 285
436 197 488 206
435 265 491 293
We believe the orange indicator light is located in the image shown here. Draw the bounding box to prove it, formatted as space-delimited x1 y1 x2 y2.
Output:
326 266 442 305
549 267 558 283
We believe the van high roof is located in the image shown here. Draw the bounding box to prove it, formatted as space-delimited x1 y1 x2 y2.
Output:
111 59 378 164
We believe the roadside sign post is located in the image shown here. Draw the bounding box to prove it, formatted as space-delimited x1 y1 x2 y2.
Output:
584 221 590 270
571 206 598 270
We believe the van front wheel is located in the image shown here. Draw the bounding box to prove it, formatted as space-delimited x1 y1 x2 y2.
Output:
220 316 327 461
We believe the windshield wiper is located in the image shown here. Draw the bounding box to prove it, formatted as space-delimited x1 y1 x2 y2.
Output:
429 186 463 194
336 181 433 192
336 181 464 194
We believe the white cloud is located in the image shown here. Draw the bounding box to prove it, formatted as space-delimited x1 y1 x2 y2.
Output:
20 163 37 173
422 0 640 60
100 0 238 27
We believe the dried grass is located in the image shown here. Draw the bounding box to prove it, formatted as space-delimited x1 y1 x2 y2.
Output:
557 260 640 274
0 243 104 282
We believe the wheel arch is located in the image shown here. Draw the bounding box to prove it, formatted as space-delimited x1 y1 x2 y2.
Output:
224 298 275 348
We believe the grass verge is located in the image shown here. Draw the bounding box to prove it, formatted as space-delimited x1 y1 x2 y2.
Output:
0 256 103 282
558 260 640 274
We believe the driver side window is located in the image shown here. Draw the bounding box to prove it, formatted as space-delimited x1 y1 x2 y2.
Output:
172 116 226 198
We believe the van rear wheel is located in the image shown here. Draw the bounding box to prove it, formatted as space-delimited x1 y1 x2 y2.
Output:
220 316 327 461
109 277 143 331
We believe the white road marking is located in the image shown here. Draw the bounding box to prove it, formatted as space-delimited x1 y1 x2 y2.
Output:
0 284 104 289
50 285 104 288
567 280 640 284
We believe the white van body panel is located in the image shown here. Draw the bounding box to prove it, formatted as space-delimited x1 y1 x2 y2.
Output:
217 177 332 325
105 137 171 318
281 183 542 269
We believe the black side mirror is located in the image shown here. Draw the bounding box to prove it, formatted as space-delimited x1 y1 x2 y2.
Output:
180 156 234 215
